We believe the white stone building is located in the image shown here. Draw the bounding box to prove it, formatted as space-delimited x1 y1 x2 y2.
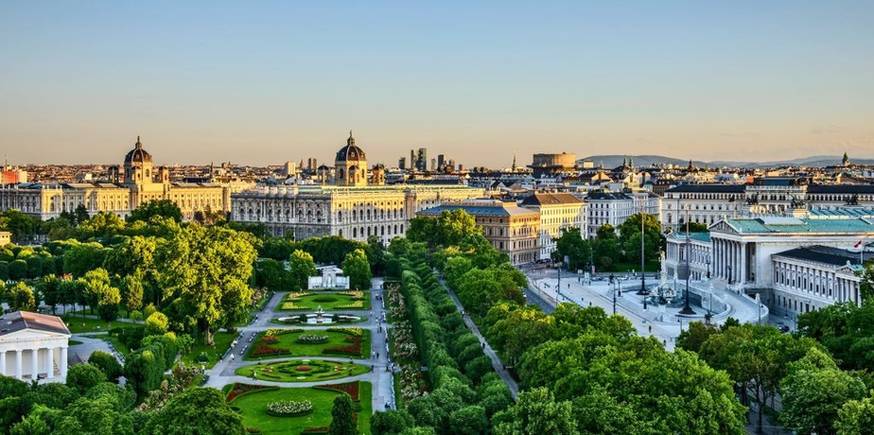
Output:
519 192 586 261
585 191 660 238
0 311 70 383
231 133 484 243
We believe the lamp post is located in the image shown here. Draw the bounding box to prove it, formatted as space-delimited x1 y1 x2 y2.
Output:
636 209 649 310
679 216 696 315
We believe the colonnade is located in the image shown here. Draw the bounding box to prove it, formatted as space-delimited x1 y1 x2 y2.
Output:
0 346 67 381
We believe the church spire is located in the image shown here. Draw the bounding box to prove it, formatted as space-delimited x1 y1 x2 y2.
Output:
135 136 142 148
347 130 355 146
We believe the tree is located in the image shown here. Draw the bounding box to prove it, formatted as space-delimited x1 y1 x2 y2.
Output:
0 210 40 243
780 347 866 435
74 204 90 225
37 274 63 314
63 241 106 278
837 394 874 435
343 248 372 290
88 351 123 382
146 388 245 435
288 249 317 290
677 321 719 353
66 363 107 394
449 405 487 435
493 387 578 435
552 228 592 271
372 410 415 435
77 268 121 320
367 235 387 276
124 347 165 400
156 224 256 344
129 199 183 223
122 274 144 312
145 311 170 336
5 282 37 311
77 212 126 239
329 394 357 435
618 213 663 268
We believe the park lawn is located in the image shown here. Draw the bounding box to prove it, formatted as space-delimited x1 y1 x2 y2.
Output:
277 290 371 311
228 382 372 435
246 329 370 360
179 331 236 368
100 335 130 356
62 316 135 334
235 359 369 382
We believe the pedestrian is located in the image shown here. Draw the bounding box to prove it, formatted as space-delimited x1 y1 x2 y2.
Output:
648 325 652 333
376 352 379 359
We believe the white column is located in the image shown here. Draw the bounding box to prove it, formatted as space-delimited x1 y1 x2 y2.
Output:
31 348 39 380
59 347 68 379
740 243 747 285
45 348 54 379
0 350 5 377
15 350 22 379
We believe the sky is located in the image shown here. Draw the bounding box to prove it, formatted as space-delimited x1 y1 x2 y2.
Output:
1 1 873 167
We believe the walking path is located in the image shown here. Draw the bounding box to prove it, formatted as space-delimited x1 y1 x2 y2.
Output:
439 278 519 399
205 278 396 411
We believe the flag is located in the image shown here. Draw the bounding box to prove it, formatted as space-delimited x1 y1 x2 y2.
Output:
854 240 864 249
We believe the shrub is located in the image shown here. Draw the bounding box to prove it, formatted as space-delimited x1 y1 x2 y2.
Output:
266 400 314 417
145 311 169 336
296 335 329 344
129 310 143 321
66 363 106 393
88 350 122 381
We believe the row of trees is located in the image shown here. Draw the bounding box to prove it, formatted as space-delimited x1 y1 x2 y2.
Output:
373 251 512 435
404 209 748 433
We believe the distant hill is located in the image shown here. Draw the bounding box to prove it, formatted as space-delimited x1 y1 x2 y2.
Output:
579 154 874 169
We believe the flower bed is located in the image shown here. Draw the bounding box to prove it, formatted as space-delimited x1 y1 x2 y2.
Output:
314 381 360 401
296 334 329 344
322 335 361 356
262 335 279 344
251 343 289 358
226 383 277 402
295 365 312 372
266 400 313 417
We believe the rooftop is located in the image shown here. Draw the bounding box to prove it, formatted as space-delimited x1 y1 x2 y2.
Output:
0 311 70 337
418 203 539 218
519 192 582 206
721 217 874 234
664 184 746 194
773 245 873 267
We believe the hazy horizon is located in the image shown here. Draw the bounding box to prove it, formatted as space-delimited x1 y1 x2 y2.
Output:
2 2 873 167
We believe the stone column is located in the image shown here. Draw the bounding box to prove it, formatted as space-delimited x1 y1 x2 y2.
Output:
45 348 54 379
0 350 5 377
15 350 22 379
31 348 39 380
60 347 68 379
740 242 747 285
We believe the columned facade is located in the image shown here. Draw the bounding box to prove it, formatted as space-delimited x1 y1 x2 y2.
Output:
0 343 68 382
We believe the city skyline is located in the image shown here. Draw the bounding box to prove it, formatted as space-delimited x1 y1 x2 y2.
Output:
2 2 874 166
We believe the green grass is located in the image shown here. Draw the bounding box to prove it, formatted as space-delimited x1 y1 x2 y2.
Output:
179 331 236 368
245 329 370 360
277 290 371 311
68 340 83 346
271 314 367 325
62 316 135 334
228 382 372 435
100 335 131 356
235 359 369 382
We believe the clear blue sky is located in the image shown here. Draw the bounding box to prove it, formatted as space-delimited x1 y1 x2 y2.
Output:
2 1 873 166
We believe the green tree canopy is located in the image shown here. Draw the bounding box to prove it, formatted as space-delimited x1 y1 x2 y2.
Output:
342 248 372 290
288 249 317 290
128 199 183 224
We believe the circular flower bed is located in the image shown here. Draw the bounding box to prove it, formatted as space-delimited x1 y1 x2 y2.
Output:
296 334 329 344
295 365 312 372
266 400 313 417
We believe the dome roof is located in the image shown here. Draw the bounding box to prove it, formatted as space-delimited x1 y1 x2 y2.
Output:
335 131 366 162
124 136 153 165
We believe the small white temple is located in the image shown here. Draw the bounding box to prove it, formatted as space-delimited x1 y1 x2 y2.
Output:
0 311 71 383
308 266 350 290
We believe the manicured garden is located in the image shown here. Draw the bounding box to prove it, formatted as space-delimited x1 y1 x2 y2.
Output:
225 381 372 434
245 328 370 360
235 359 369 382
277 290 370 311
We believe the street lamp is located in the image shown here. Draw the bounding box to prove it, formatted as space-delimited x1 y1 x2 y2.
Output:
636 210 649 311
679 217 696 315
